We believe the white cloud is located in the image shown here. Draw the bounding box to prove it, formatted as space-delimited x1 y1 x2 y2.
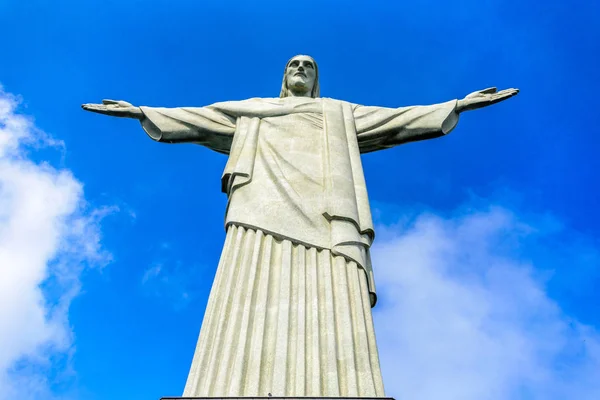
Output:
0 86 112 399
142 263 163 284
373 205 600 400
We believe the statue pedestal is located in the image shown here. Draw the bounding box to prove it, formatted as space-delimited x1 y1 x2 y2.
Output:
160 398 395 400
160 396 395 400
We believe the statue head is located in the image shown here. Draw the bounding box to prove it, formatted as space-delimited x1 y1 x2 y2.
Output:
280 55 320 98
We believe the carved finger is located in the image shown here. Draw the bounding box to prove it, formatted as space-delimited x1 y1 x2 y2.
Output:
496 88 518 96
500 90 519 99
82 103 101 110
489 93 517 105
82 104 116 115
479 87 498 94
102 99 119 105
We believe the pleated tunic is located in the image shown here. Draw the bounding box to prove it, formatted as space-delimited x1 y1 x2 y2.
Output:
182 225 384 397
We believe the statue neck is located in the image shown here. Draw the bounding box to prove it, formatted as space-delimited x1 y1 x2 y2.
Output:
287 90 311 98
287 85 312 98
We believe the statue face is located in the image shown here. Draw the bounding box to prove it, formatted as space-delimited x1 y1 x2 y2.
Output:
285 55 316 96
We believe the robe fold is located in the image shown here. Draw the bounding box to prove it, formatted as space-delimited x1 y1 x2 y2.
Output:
139 96 458 397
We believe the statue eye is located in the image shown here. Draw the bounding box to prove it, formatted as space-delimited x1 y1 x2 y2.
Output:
305 63 314 69
290 61 299 67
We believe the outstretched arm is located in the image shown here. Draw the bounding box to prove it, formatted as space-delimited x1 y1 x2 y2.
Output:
82 99 237 154
354 87 519 153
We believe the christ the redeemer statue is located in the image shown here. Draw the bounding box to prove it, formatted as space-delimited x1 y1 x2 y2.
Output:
83 55 518 398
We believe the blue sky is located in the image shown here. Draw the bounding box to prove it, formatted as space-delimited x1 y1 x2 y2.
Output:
0 0 599 399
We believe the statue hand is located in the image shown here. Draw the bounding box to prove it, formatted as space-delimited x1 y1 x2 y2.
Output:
456 87 519 113
81 99 144 119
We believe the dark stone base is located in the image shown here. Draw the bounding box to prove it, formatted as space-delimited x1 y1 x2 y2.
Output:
161 398 395 400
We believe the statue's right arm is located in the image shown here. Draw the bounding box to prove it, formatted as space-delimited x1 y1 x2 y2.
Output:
82 100 237 155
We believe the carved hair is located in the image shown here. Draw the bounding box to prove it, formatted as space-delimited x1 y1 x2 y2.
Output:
279 55 320 98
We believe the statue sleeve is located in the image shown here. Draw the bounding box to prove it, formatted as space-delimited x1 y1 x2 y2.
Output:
139 106 237 155
353 100 459 154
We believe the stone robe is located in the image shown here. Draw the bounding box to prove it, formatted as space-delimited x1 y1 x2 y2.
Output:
139 97 459 397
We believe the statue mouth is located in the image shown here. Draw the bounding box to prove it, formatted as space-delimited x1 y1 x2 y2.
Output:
294 72 306 77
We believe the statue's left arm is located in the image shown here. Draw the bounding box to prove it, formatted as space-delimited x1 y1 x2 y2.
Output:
354 99 459 153
353 87 518 153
